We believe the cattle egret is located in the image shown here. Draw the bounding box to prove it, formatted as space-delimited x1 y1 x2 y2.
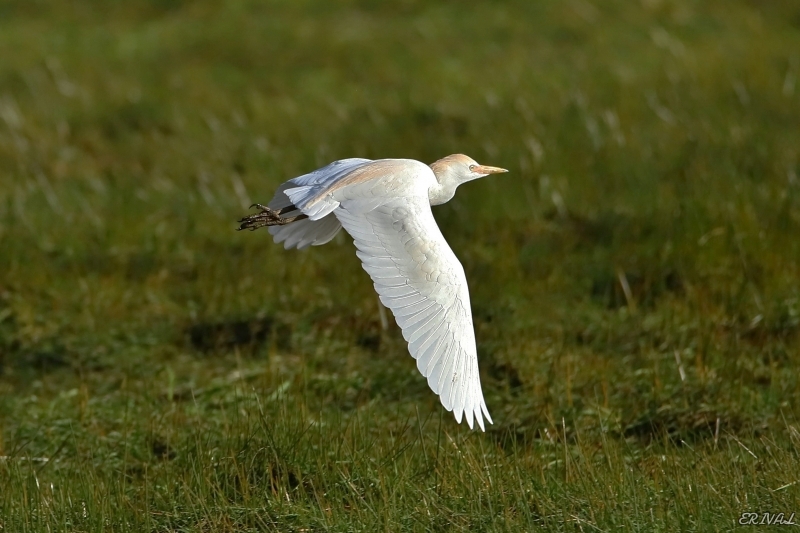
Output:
238 154 508 430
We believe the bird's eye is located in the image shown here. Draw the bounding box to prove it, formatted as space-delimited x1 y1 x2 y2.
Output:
469 164 477 171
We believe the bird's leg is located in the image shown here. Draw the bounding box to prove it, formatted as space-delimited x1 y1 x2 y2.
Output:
237 203 308 231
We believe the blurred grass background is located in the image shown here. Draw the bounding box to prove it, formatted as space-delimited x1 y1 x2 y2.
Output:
1 0 799 530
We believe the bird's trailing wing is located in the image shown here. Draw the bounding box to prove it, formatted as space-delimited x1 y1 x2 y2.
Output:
334 195 492 430
265 158 373 249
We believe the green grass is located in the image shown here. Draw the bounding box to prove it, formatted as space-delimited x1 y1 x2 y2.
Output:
1 0 800 530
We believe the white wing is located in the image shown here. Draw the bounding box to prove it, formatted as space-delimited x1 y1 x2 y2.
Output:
266 158 372 249
334 194 492 431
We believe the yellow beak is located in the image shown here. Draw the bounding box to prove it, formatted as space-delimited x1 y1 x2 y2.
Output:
473 165 509 175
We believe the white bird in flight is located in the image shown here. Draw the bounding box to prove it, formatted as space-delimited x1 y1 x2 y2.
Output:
238 154 508 430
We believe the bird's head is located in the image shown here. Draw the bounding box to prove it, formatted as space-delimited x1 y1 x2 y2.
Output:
430 154 508 185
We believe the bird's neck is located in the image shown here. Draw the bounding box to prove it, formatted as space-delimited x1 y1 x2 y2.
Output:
427 178 459 206
428 163 463 205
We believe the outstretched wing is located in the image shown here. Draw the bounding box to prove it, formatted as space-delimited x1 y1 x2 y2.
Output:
334 194 492 430
266 158 372 249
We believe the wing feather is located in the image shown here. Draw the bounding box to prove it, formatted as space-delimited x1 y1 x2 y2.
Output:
407 303 448 345
374 285 415 299
394 300 436 318
331 193 491 430
413 315 448 356
427 335 454 392
359 256 397 269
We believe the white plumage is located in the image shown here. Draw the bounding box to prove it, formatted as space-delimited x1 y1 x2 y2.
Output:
239 154 508 430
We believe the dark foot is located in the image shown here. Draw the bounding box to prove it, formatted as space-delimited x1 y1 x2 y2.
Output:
237 204 308 231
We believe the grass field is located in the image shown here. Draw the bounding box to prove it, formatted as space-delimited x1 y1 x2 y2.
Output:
1 0 800 530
